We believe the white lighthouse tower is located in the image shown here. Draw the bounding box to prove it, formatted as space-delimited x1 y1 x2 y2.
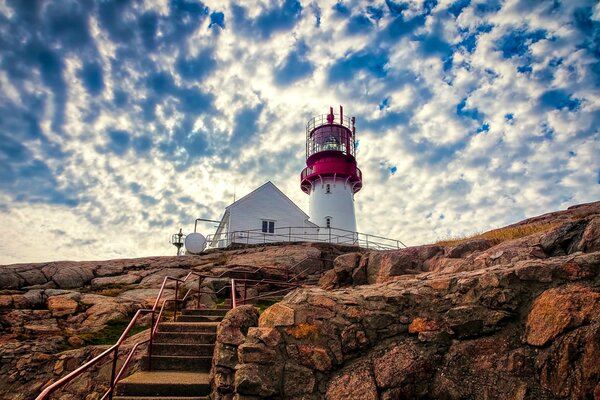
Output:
300 106 363 236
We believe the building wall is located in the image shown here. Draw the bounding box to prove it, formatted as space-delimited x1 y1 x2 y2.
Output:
226 184 312 246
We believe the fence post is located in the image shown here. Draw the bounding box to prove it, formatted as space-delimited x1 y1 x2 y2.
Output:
197 278 201 308
231 279 237 308
288 227 291 242
148 311 155 371
242 280 247 305
328 228 331 243
174 281 179 321
109 347 119 400
365 234 369 249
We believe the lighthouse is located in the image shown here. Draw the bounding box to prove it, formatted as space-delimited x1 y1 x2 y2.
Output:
300 106 363 236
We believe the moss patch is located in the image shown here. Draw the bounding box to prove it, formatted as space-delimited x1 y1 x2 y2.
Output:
79 320 149 346
255 298 281 313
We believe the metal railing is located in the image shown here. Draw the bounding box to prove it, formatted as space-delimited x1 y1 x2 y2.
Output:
36 256 330 399
306 113 354 133
207 226 406 250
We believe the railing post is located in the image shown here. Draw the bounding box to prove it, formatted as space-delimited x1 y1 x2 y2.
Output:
148 312 154 371
231 279 237 308
288 227 291 242
328 227 331 243
242 280 247 305
365 234 369 249
174 281 179 321
109 347 119 400
197 278 201 308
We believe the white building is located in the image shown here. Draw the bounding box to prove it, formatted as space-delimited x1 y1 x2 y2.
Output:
210 181 318 248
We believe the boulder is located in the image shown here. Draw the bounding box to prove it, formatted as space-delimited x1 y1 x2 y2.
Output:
525 284 600 346
117 288 175 307
538 323 600 398
283 363 315 397
234 364 282 397
575 216 600 253
43 264 95 289
325 361 378 400
372 340 438 394
91 273 141 287
540 220 587 256
218 305 259 346
258 304 295 327
47 295 79 317
447 239 493 258
366 245 443 283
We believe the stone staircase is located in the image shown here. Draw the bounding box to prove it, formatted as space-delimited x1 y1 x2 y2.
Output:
114 307 229 400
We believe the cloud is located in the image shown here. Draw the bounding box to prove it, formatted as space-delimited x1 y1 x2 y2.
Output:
0 0 598 263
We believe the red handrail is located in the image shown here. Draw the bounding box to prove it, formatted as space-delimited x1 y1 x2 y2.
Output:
36 255 330 399
36 308 153 400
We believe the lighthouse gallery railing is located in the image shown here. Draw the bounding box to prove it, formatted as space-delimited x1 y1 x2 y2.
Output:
207 226 406 250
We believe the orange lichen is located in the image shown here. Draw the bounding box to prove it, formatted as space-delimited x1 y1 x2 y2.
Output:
286 322 319 339
408 317 439 333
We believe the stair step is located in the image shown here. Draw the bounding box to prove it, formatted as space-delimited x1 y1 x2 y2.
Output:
153 332 216 344
181 309 229 316
152 343 214 356
143 355 212 372
157 322 218 333
116 371 210 397
176 315 224 323
114 397 207 400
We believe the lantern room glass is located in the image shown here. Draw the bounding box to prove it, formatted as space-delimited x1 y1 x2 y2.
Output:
306 124 355 159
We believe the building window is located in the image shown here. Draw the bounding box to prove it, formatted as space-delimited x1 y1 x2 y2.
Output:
325 184 331 194
325 217 331 228
262 220 275 233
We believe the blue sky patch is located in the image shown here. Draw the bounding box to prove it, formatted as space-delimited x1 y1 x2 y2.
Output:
333 1 350 16
448 0 470 17
78 62 104 96
496 28 547 58
209 11 225 29
456 98 481 120
328 49 389 82
274 41 314 86
539 89 581 111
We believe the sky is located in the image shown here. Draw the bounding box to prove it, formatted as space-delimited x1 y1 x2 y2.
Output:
0 0 599 264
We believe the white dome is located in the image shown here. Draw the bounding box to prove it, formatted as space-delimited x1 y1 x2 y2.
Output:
185 232 207 254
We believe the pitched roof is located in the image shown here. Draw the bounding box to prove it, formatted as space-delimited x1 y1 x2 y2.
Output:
226 181 309 218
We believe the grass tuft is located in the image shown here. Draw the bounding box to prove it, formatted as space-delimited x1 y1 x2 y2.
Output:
435 222 560 247
79 320 149 346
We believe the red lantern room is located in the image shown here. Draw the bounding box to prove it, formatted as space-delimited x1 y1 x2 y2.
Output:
300 106 363 194
300 106 362 233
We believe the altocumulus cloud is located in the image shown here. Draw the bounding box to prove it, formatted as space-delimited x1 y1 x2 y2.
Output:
0 0 598 264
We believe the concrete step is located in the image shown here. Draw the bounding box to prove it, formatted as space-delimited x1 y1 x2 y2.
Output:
152 343 214 356
115 371 210 397
114 397 207 400
157 322 218 333
153 332 216 345
176 315 224 323
143 355 212 372
181 309 229 316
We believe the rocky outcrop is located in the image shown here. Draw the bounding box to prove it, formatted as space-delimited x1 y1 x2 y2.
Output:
320 207 600 290
0 243 341 399
2 203 600 399
211 305 259 399
227 209 600 399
